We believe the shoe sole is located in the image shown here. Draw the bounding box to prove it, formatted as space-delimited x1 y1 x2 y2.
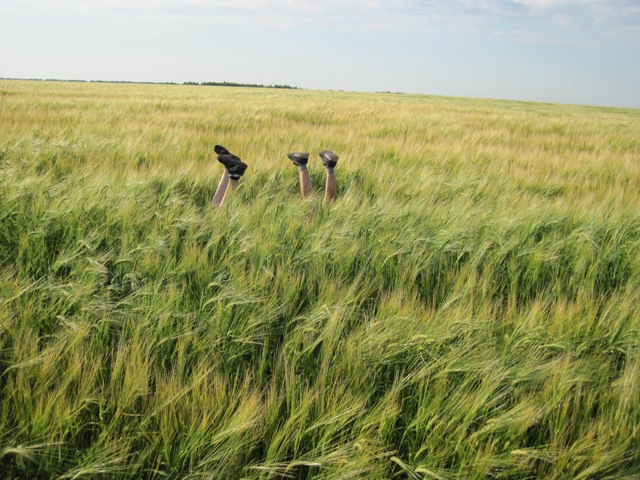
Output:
318 150 338 164
287 152 310 164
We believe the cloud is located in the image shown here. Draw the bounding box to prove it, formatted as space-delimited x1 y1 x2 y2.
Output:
0 0 486 29
512 0 640 27
512 0 578 10
477 0 640 45
3 0 639 40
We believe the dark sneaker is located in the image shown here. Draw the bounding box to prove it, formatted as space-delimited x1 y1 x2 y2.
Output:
215 145 242 162
217 154 248 180
318 150 338 168
287 152 310 167
214 144 230 155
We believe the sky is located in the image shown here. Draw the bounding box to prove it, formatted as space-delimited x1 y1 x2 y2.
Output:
1 0 639 108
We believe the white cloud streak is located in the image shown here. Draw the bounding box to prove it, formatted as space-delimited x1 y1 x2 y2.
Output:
2 0 638 40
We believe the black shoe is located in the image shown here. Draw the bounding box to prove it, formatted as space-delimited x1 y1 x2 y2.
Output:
318 150 338 168
287 152 310 167
214 144 230 155
215 145 242 162
217 154 248 180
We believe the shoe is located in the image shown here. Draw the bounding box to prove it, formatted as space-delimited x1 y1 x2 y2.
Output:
217 152 248 180
287 152 310 167
214 144 230 155
215 144 242 162
318 150 338 168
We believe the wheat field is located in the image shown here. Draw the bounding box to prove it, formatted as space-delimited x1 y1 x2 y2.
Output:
0 79 639 479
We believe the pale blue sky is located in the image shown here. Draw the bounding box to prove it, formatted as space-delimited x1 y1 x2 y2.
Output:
1 0 639 108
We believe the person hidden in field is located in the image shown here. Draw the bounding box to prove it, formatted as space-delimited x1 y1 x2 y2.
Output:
210 145 339 207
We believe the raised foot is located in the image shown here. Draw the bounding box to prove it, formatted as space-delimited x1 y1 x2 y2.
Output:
318 150 338 168
287 152 310 167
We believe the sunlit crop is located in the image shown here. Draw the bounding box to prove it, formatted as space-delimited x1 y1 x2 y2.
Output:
1 80 639 479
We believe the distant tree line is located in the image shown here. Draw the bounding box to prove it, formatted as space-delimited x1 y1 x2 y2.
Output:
0 78 299 90
184 81 298 90
0 78 181 85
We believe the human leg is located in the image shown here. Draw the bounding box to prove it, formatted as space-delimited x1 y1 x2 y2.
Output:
212 145 248 207
220 178 239 204
287 152 313 198
210 170 230 207
318 150 338 204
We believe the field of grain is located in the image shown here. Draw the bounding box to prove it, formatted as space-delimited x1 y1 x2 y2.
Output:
0 80 639 479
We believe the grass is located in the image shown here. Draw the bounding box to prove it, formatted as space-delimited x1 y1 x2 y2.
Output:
0 79 639 479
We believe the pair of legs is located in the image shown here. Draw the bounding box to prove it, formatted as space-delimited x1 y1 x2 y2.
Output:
210 146 339 207
210 145 247 207
287 150 338 203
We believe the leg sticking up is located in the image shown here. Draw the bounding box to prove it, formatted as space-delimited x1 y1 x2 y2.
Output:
211 145 248 207
287 152 313 198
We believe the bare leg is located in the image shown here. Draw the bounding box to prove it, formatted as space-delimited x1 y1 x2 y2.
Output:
287 152 312 198
210 171 230 207
213 145 248 207
324 171 336 204
220 179 238 205
299 169 313 198
319 150 339 205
